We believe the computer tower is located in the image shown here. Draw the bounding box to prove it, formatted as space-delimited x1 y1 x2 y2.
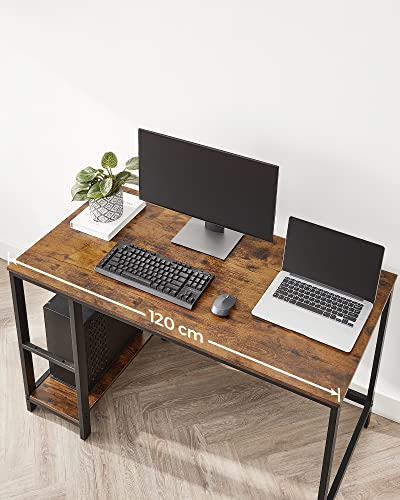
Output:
43 294 141 390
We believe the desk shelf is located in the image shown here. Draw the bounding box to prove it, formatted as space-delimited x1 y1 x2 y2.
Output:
30 332 152 425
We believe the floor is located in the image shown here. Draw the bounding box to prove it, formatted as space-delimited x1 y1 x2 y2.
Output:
1 260 400 500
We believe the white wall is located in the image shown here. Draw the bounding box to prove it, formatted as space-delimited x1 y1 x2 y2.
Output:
1 1 399 420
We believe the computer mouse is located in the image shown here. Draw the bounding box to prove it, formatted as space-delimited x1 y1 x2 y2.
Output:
211 294 236 317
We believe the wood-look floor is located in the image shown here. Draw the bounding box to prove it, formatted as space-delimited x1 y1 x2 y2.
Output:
1 260 399 500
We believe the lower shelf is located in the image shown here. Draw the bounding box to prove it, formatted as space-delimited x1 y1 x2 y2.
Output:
30 331 152 425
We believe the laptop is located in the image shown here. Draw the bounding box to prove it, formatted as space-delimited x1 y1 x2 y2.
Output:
252 217 385 352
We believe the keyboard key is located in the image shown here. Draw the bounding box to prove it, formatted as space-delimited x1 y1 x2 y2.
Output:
121 271 151 286
296 301 323 315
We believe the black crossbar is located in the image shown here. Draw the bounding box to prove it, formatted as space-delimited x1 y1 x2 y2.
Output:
345 388 367 406
34 369 51 389
23 342 75 373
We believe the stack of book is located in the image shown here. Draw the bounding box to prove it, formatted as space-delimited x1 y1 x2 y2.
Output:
70 192 146 241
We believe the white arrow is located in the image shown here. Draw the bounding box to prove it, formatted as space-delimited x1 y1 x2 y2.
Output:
8 257 146 317
208 339 341 402
9 256 341 403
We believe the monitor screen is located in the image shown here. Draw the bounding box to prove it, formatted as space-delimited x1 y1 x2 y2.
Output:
282 217 385 302
138 129 279 241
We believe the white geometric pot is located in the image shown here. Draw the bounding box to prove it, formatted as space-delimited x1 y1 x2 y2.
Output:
89 190 123 223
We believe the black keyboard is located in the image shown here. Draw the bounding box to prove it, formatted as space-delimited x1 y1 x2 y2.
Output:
273 277 363 327
95 242 214 309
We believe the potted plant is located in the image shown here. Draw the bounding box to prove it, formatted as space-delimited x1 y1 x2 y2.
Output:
71 152 139 223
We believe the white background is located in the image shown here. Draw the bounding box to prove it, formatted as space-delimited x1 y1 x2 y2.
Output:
1 1 399 420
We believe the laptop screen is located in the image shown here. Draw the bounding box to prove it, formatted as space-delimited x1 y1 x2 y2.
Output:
282 217 384 303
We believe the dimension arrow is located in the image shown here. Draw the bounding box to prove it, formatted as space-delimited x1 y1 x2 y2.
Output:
208 339 341 402
8 256 146 317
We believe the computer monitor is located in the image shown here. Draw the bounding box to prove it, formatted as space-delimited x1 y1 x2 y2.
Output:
139 129 279 259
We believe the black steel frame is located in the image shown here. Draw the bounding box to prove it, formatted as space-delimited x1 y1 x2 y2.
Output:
317 291 393 499
8 270 393 499
9 274 92 435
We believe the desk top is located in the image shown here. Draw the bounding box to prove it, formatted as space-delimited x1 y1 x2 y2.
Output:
8 188 397 407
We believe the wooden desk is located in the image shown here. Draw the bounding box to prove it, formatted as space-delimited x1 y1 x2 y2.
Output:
8 188 396 499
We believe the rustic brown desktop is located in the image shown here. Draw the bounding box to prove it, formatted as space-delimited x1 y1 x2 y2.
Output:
8 188 396 500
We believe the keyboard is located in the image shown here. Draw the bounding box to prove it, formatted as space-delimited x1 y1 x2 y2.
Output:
95 242 214 309
273 276 363 327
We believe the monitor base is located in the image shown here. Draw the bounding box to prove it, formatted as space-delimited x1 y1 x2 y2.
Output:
172 218 243 260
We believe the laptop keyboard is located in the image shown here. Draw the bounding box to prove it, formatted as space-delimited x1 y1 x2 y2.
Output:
273 277 363 327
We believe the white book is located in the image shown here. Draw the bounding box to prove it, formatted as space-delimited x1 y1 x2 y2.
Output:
70 192 146 241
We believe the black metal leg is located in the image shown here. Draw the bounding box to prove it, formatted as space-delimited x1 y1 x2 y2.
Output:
364 292 392 428
326 292 394 498
318 406 340 500
9 274 36 412
364 412 372 429
69 300 91 440
327 405 370 499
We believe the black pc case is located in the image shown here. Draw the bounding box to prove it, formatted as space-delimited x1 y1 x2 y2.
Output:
43 295 141 390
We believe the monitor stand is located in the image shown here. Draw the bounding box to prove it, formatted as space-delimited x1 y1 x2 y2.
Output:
171 218 243 260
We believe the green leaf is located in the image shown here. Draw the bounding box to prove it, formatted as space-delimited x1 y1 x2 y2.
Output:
127 173 139 184
101 152 118 169
125 157 139 170
107 184 119 196
87 182 103 199
71 182 89 198
72 190 88 201
100 177 113 197
108 185 120 196
82 166 97 174
76 166 98 183
116 171 131 183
